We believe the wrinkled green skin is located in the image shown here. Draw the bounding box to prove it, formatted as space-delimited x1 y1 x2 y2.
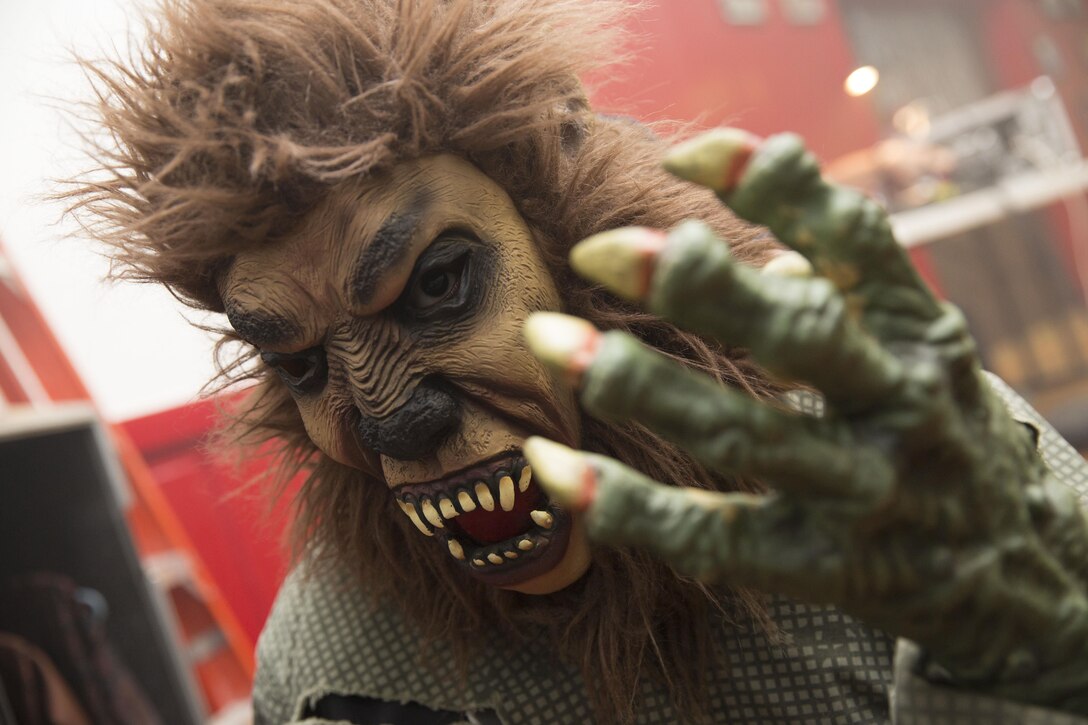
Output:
573 135 1088 712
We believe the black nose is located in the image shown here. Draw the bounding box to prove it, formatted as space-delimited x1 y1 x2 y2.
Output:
356 381 461 460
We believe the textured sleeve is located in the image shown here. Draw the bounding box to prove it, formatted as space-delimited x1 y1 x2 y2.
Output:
889 373 1088 725
983 372 1088 501
252 567 307 725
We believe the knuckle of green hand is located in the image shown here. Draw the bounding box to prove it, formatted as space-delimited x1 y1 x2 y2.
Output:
765 280 842 357
858 198 894 245
901 359 951 421
819 187 866 240
654 223 729 311
748 136 815 201
809 280 845 329
731 136 820 225
583 333 656 418
927 303 968 338
925 305 978 365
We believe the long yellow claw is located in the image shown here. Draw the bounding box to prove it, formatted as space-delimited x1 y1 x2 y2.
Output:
522 437 598 511
570 227 668 301
523 313 602 386
663 127 762 194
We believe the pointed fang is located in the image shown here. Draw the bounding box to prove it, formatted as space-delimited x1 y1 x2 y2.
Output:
475 482 496 512
438 496 458 519
421 499 444 528
457 490 477 513
530 510 554 529
399 501 433 537
499 476 515 512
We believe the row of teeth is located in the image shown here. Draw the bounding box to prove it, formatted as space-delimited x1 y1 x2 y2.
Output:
395 465 535 537
446 524 554 568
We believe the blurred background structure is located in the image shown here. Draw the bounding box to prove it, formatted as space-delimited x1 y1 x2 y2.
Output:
2 0 1088 720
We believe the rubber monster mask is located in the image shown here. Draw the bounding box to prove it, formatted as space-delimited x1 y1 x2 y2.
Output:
221 155 590 593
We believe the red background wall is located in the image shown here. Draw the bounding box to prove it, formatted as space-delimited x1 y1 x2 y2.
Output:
122 399 293 643
589 0 883 161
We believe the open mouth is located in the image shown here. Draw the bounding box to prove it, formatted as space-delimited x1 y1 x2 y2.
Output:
393 450 571 586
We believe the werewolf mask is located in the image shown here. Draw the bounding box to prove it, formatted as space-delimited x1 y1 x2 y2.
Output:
220 154 591 592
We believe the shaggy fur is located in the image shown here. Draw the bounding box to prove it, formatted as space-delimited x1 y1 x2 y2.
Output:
71 0 786 721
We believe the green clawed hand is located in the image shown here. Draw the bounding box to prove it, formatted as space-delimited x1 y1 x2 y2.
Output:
522 129 1088 713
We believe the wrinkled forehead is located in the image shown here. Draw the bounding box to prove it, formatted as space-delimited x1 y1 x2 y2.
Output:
222 155 534 320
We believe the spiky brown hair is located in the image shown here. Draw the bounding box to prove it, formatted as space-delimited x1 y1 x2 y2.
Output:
70 0 784 721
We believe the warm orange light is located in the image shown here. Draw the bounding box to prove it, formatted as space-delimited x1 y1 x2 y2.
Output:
845 66 880 97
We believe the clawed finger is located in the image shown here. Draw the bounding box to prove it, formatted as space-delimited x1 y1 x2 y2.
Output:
522 437 841 592
570 222 905 411
664 129 943 325
524 312 895 502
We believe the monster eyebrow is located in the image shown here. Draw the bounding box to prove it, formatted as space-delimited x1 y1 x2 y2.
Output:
349 195 430 307
224 305 301 350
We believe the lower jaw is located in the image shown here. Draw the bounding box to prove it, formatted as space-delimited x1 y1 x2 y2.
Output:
445 505 573 588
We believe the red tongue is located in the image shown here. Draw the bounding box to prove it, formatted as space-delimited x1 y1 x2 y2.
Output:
455 487 542 544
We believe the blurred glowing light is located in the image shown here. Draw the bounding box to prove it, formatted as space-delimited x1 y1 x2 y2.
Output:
845 66 880 97
893 102 931 138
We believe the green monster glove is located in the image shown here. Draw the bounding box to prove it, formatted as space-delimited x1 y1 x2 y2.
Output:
522 129 1088 714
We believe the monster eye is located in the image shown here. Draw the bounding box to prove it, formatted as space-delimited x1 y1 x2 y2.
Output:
419 266 456 298
260 346 327 394
405 250 470 312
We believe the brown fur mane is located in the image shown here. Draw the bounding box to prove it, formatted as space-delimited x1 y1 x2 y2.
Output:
69 1 785 721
